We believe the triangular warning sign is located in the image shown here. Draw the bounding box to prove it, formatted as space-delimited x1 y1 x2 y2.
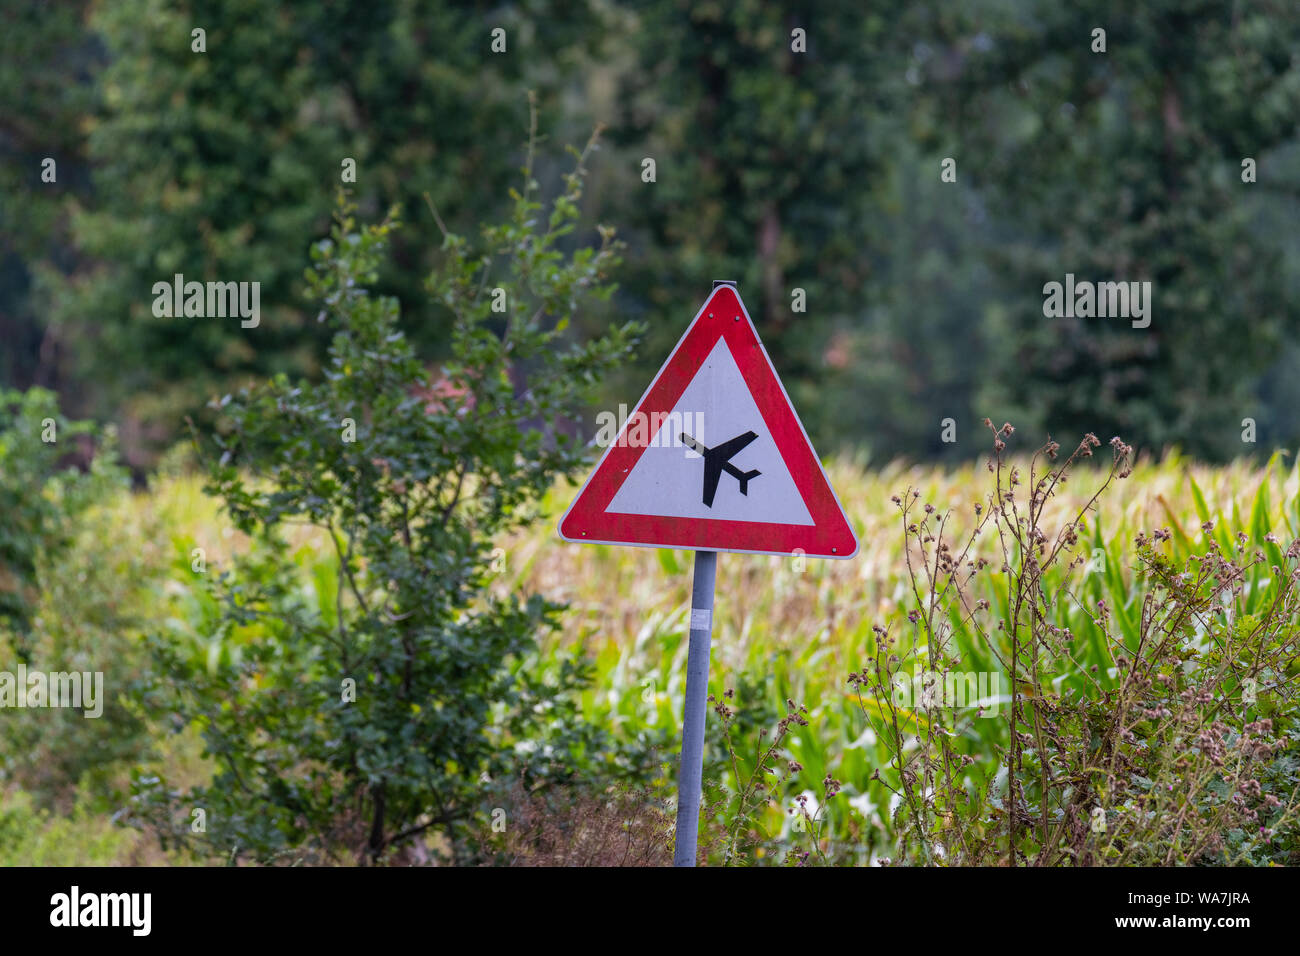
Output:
559 285 858 558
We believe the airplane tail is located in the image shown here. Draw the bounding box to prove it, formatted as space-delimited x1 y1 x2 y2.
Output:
736 469 761 495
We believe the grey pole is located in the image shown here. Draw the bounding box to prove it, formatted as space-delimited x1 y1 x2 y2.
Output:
670 277 736 868
673 548 717 866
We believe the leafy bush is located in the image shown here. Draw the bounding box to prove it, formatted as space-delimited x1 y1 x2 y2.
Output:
0 387 122 647
0 387 157 808
132 126 645 864
0 790 138 866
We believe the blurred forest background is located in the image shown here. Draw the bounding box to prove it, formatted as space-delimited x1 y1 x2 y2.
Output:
4 0 1300 468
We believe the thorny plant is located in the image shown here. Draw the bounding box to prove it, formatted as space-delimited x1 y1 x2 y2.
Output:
701 691 842 866
852 421 1300 865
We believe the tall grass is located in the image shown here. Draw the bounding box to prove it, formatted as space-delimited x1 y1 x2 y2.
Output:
5 446 1296 864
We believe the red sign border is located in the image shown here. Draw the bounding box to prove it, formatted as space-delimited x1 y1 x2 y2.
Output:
558 286 859 559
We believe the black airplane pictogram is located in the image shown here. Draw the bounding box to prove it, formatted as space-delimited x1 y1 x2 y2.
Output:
680 431 762 507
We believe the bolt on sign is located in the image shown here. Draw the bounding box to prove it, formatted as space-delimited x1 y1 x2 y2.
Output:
559 281 858 866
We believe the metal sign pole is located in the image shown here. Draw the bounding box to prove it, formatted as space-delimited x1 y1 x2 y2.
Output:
672 280 732 867
673 548 717 866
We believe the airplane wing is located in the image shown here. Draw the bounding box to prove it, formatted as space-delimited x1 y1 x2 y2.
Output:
711 430 758 460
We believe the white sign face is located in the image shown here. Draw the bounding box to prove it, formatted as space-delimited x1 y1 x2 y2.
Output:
606 338 814 525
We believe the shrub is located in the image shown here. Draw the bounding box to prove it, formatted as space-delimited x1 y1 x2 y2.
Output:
856 422 1300 865
0 790 138 866
492 780 673 867
703 692 841 867
0 387 154 808
0 387 122 647
131 123 644 865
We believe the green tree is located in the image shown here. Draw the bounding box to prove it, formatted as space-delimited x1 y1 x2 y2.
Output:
47 0 606 467
0 0 99 395
920 0 1300 457
602 1 918 451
